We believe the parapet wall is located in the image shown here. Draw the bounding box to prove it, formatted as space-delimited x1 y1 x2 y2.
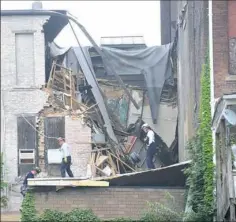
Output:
33 187 185 220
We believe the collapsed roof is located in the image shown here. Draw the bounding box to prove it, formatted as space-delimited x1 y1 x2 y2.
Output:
1 9 69 43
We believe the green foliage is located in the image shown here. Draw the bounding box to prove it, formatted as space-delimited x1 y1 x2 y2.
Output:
140 193 184 222
20 192 38 222
39 209 67 222
38 209 100 222
184 50 214 221
0 153 8 208
21 197 100 222
199 54 214 215
65 208 100 222
20 191 184 222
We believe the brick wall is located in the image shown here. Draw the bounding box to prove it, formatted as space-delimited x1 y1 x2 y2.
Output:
1 15 49 183
34 187 185 220
65 116 91 177
212 1 236 98
228 0 236 38
176 1 209 161
228 0 236 75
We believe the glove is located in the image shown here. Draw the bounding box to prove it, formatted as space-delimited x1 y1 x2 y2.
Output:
63 157 67 163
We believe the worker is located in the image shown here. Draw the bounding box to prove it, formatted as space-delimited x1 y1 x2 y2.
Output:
141 123 157 169
57 137 74 178
20 167 41 197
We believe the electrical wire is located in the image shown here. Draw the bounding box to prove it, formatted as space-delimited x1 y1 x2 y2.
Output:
20 101 98 143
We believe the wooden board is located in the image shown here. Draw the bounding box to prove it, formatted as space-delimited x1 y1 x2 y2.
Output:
44 117 65 176
28 179 109 187
96 155 108 167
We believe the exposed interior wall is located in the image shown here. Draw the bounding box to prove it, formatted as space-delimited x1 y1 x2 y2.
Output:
128 90 178 147
65 116 91 177
33 187 185 219
38 113 91 178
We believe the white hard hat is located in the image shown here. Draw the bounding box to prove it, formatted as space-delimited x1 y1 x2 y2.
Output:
141 123 148 129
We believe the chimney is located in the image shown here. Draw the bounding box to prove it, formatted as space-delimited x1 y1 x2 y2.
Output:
32 1 43 10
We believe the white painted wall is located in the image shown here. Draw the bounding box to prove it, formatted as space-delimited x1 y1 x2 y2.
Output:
128 90 178 147
1 15 49 183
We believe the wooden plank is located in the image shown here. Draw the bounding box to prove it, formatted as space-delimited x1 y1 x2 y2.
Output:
54 75 65 85
116 158 120 174
107 153 117 175
95 152 101 166
28 179 109 187
47 61 56 89
96 155 108 167
90 153 96 165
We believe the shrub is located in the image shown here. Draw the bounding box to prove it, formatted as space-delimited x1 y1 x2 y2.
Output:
20 192 38 222
140 193 184 222
0 153 8 208
21 201 100 222
66 208 100 222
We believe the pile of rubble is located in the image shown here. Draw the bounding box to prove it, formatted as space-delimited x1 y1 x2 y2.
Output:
42 49 178 178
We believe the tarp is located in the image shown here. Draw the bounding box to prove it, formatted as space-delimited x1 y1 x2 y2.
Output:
101 43 173 124
49 41 71 58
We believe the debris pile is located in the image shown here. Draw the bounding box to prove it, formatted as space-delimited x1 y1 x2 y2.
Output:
42 38 178 178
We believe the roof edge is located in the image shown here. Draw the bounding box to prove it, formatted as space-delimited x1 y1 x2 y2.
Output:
1 9 68 16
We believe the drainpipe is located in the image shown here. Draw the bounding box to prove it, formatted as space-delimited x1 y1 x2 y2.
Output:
209 1 217 221
209 0 215 119
209 0 216 170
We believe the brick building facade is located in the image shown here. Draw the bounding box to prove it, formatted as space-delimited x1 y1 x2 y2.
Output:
33 187 185 220
160 0 236 161
161 0 236 220
212 1 236 99
1 14 50 183
1 10 91 211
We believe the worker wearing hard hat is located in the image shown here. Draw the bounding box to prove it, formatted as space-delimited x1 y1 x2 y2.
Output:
141 123 157 169
57 137 74 178
20 167 41 197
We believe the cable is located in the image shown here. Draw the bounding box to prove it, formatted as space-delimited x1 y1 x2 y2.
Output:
20 101 98 144
20 114 58 139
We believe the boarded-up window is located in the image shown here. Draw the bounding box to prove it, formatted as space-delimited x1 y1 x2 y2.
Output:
44 117 65 176
15 33 35 85
17 116 37 176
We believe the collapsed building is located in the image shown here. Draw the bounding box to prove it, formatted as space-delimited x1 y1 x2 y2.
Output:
1 4 185 214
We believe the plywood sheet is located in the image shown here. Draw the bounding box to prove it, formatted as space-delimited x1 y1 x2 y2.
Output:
28 179 109 187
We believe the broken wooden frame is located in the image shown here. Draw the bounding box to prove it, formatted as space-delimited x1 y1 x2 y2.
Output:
87 147 136 178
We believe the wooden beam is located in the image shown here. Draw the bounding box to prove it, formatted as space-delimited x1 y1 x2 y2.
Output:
28 179 109 187
96 155 108 167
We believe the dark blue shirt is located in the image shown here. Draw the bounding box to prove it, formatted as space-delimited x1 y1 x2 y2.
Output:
23 171 34 185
